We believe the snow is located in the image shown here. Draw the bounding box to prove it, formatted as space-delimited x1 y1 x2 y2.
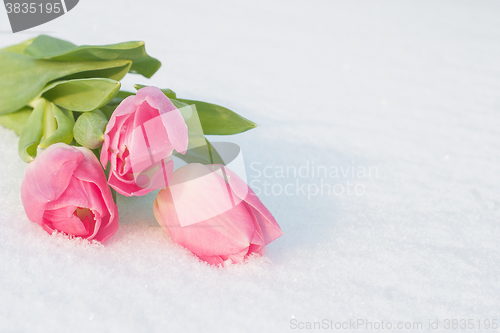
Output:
1 0 500 332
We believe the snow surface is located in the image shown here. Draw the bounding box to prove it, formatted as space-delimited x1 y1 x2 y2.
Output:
1 1 500 332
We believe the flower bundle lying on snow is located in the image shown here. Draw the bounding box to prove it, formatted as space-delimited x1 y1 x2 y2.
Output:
0 35 282 266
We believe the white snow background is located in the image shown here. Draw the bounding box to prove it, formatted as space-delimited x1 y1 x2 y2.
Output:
1 1 499 332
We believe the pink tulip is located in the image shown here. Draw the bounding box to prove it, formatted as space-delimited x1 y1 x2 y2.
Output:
21 143 119 242
153 163 283 265
100 86 189 196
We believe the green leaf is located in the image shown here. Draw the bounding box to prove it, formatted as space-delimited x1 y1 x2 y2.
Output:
73 109 108 149
18 99 45 162
39 102 74 148
0 106 33 136
134 84 176 99
173 98 257 135
0 50 131 114
59 65 131 81
0 38 34 54
40 78 121 112
24 35 161 78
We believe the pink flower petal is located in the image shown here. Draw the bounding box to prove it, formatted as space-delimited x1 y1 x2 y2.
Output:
21 144 119 243
223 165 283 245
162 110 189 155
101 96 136 168
134 86 177 113
155 184 254 258
21 144 83 224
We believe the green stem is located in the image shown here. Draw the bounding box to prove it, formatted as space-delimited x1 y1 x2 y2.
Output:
42 101 57 142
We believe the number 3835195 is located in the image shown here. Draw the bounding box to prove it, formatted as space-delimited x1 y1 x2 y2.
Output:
5 2 62 14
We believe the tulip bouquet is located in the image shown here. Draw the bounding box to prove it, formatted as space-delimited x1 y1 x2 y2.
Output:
0 36 282 266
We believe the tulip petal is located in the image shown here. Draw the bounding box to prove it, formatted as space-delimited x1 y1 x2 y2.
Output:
155 184 255 259
135 86 188 155
45 177 90 210
128 115 169 176
21 143 83 224
197 255 224 266
108 171 151 197
134 86 177 113
44 206 95 237
73 147 118 241
162 109 189 155
100 96 135 168
223 165 283 245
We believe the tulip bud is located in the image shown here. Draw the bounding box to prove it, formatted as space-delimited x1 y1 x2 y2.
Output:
73 109 108 149
153 163 283 266
20 143 119 242
100 86 189 196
